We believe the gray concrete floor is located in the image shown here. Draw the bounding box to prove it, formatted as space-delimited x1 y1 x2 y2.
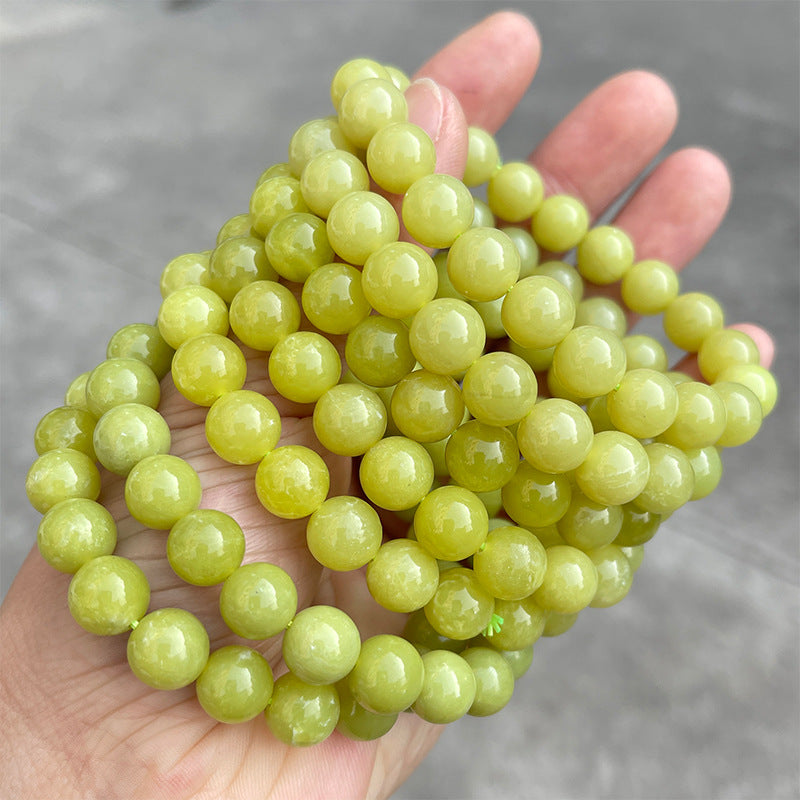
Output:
1 1 798 798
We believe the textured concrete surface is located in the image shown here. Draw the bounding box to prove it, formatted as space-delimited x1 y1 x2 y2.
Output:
1 2 798 798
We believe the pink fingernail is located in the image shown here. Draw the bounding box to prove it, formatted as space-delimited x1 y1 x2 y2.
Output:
406 77 444 143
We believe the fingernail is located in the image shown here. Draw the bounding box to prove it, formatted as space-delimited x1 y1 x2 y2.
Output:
406 77 444 143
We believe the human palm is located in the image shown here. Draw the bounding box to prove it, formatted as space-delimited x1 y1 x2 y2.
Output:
0 11 774 800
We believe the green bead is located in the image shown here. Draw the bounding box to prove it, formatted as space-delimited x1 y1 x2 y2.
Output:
330 58 390 110
587 544 633 608
265 673 340 747
256 163 293 186
533 545 598 614
64 371 91 411
268 331 341 404
575 296 627 338
196 646 274 724
531 194 590 253
347 634 424 714
470 295 506 339
473 525 547 601
575 431 650 507
557 488 624 551
159 252 211 298
228 280 301 352
424 567 495 641
487 162 544 223
663 292 725 352
413 650 477 724
447 227 521 302
715 364 778 417
283 606 361 685
265 212 334 284
445 419 519 493
37 498 116 574
534 260 584 302
255 445 329 519
335 680 398 741
300 149 369 219
338 77 407 148
460 646 515 716
501 461 572 528
327 190 399 266
171 334 247 407
402 174 474 249
390 369 464 443
576 225 635 284
551 325 627 399
485 595 546 651
622 334 669 372
167 509 245 586
613 504 661 547
542 610 579 637
517 398 593 474
698 329 760 383
26 448 101 513
34 405 97 460
659 381 728 449
403 609 466 654
606 368 679 439
312 383 386 456
249 177 309 239
288 116 358 177
712 381 763 447
205 390 281 465
127 608 209 690
157 285 229 350
107 323 174 380
208 235 278 303
359 436 433 511
220 562 297 639
414 485 489 561
463 127 500 187
124 454 202 529
685 446 723 501
301 263 371 335
503 227 540 278
509 340 556 372
633 443 695 514
621 545 645 573
85 358 160 418
367 539 439 613
216 213 254 245
502 275 576 350
306 496 382 570
68 555 150 635
497 644 534 680
620 259 679 315
384 64 410 92
93 403 171 476
366 121 436 194
362 242 438 319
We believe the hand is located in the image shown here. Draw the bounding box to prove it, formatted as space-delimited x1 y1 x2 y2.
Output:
0 11 775 800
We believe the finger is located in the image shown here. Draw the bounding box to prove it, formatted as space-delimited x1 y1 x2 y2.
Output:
530 70 679 219
414 10 541 132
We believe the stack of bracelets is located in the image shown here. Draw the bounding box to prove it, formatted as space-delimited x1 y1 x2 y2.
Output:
24 57 778 747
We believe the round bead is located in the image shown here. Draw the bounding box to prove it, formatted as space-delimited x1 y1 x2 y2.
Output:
533 545 598 614
501 275 576 350
208 235 277 302
613 504 661 547
216 213 253 244
306 496 382 571
171 334 247 407
622 546 645 573
93 403 170 476
557 489 624 551
504 227 540 278
713 381 763 447
473 525 548 601
249 177 309 238
327 191 399 265
124 454 202 529
268 331 341 405
26 448 101 513
501 461 572 528
587 544 634 608
620 259 679 314
663 292 725 352
575 431 650 507
633 443 695 514
205 390 280 465
413 650 477 724
345 315 416 387
255 445 329 519
34 405 97 460
463 127 501 186
300 149 370 219
107 323 175 380
37 499 117 574
256 162 293 185
366 121 436 194
424 567 495 641
366 539 439 613
531 195 590 252
362 242 438 319
64 371 91 411
685 446 724 501
127 608 209 690
266 673 340 747
413 485 489 561
606 368 679 439
160 252 211 298
68 555 150 635
498 645 535 680
697 328 760 383
157 285 229 350
301 263 371 335
447 227 521 302
486 595 547 651
487 162 544 222
715 364 778 417
575 296 627 338
445 419 519 493
265 212 334 284
330 58 390 109
359 436 434 511
391 369 464 443
551 325 627 399
338 77 408 148
220 562 297 639
403 609 466 654
622 334 669 372
85 358 160 418
542 611 580 637
288 116 357 177
167 509 245 586
517 398 593 474
535 260 584 302
402 174 474 249
312 383 386 456
576 225 634 284
659 382 728 449
460 647 515 716
335 680 398 741
462 352 537 427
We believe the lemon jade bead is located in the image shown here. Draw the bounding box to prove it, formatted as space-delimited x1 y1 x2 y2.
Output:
606 369 679 439
622 545 645 573
498 645 535 680
359 436 434 511
268 331 341 404
125 455 202 529
461 352 538 427
531 194 590 253
160 251 211 298
196 646 274 724
361 242 438 319
68 555 150 635
697 328 760 383
509 340 555 372
390 370 464 443
34 406 97 460
265 212 334 283
157 285 229 350
663 292 725 352
127 608 209 690
282 606 361 685
503 227 540 279
327 191 399 266
347 634 425 715
445 420 519 493
620 259 679 314
587 544 633 608
366 122 436 194
414 485 489 561
485 595 547 651
345 316 417 388
551 325 627 399
301 263 371 335
533 545 598 614
409 298 486 376
460 647 515 716
659 382 728 449
205 390 281 465
385 64 410 92
685 446 724 501
557 489 624 551
413 650 477 724
517 398 593 474
330 58 391 110
229 280 300 352
487 162 544 222
167 509 245 586
249 177 309 239
312 384 386 457
336 680 398 741
403 609 466 654
300 149 370 219
26 448 101 513
575 297 627 339
37 499 117 573
542 611 579 637
575 431 650 507
716 364 778 417
220 562 297 639
612 504 661 547
171 334 247 407
535 260 584 303
338 77 408 148
93 403 171 476
217 213 254 244
424 567 495 641
471 296 506 339
463 127 501 187
402 174 475 249
266 673 340 747
622 334 669 372
64 371 91 411
306 496 382 570
85 358 161 418
433 250 465 300
255 445 329 519
288 116 358 177
501 275 576 350
575 225 635 284
446 227 521 302
501 461 572 528
530 523 567 549
208 235 278 302
366 539 439 613
107 323 174 380
633 443 695 515
256 163 293 186
713 381 763 447
473 525 547 601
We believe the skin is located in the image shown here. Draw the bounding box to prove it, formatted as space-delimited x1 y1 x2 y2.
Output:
0 11 775 800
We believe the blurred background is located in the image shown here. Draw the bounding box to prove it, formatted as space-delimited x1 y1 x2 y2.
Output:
1 2 798 798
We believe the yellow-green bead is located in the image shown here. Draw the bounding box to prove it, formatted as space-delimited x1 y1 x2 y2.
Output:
501 275 576 350
107 323 174 380
517 398 593 474
362 242 438 319
64 371 91 411
216 213 254 245
266 674 340 747
413 485 489 562
663 292 725 352
716 364 778 416
620 259 679 314
306 496 383 571
366 121 436 194
534 259 584 302
300 149 370 219
575 296 627 338
533 545 598 614
85 358 160 418
34 406 97 460
697 328 760 383
659 381 728 449
208 235 278 302
256 162 293 186
93 403 171 476
462 352 538 427
713 381 763 447
391 369 464 443
403 174 474 249
497 644 535 680
327 190 399 265
446 227 521 302
124 454 201 529
473 525 548 601
312 383 386 457
531 195 590 253
359 436 434 511
606 368 679 439
330 58 390 110
576 225 635 285
485 595 547 651
205 390 280 465
501 460 572 528
685 446 724 501
159 252 211 298
557 489 623 551
633 443 695 515
157 285 229 350
255 445 329 519
171 333 247 407
268 331 341 405
338 77 408 148
613 504 661 547
487 162 544 223
551 325 627 399
575 431 650 507
250 176 309 238
229 280 300 352
445 419 519 493
424 567 495 641
587 544 633 608
413 650 477 724
26 448 101 513
367 539 439 613
460 646 515 716
384 64 410 92
622 334 669 372
336 680 398 741
463 127 500 187
288 116 358 177
301 262 371 335
345 315 416 387
265 212 334 284
503 227 540 278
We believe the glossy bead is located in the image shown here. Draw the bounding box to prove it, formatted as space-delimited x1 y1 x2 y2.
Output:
414 485 489 561
498 644 534 680
157 285 229 349
433 249 466 300
306 496 382 570
37 499 116 574
216 213 253 244
716 364 778 417
171 334 247 407
575 296 627 338
229 280 300 351
463 127 500 186
107 323 174 380
208 235 277 302
366 539 439 613
196 646 274 724
576 225 634 284
68 555 149 635
255 445 329 519
473 525 547 601
620 259 679 314
220 562 297 639
160 252 211 298
413 650 477 724
634 443 695 514
663 292 725 352
268 331 341 404
64 371 91 411
345 316 416 387
659 382 728 449
517 398 593 474
470 295 506 339
587 544 633 608
487 162 544 222
509 340 556 372
391 370 464 443
93 403 171 476
533 545 598 614
502 275 576 350
472 200 496 230
531 195 590 252
250 177 309 238
551 325 627 399
85 358 160 418
575 431 650 507
424 567 495 641
501 461 572 528
622 334 669 372
167 509 245 586
127 608 209 690
460 646 515 716
256 163 293 185
366 122 436 193
384 64 410 92
612 504 661 547
205 390 280 465
26 448 101 513
362 242 438 319
330 58 390 109
403 609 466 654
312 383 386 456
485 595 547 651
542 610 579 637
288 116 357 177
265 212 334 284
34 406 97 460
713 381 763 447
622 545 645 573
336 680 398 741
447 227 521 302
266 673 340 747
462 352 537 427
557 488 624 551
607 368 679 439
301 263 371 335
445 419 519 493
503 227 540 278
685 446 724 500
327 191 399 265
338 77 408 148
300 148 369 219
698 329 760 383
124 454 202 529
359 436 433 511
402 174 474 249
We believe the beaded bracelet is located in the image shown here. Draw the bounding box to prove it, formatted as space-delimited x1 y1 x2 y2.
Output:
25 56 778 746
